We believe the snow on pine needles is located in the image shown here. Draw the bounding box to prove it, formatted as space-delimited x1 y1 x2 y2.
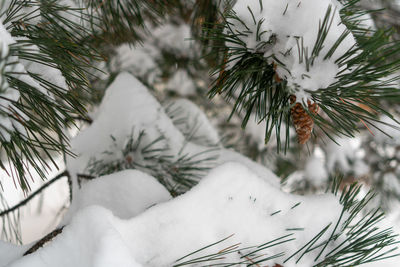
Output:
1 72 398 267
226 0 356 102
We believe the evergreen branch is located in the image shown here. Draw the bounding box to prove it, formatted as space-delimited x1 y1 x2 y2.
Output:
0 170 69 218
174 233 293 267
173 177 399 266
23 226 64 256
203 0 400 150
0 0 102 189
85 130 219 196
81 0 168 45
0 193 22 244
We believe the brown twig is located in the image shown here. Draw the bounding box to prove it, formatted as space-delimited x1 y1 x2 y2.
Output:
0 171 69 217
23 227 64 256
77 173 96 188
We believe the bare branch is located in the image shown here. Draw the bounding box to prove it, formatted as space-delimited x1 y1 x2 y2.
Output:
0 171 69 218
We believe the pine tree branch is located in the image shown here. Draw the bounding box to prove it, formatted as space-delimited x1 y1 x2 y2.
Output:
358 1 400 30
204 0 400 149
0 170 69 218
69 116 93 124
23 226 64 256
77 173 95 188
174 177 399 266
0 0 103 190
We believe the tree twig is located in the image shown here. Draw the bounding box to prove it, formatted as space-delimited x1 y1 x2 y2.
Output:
0 170 69 217
23 226 64 256
67 115 93 124
77 173 96 188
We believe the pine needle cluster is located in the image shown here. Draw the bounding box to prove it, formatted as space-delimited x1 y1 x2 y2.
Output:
205 0 400 150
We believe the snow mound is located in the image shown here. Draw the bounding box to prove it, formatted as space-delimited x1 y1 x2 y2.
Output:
7 207 142 267
68 72 280 193
68 72 186 175
6 163 345 267
63 170 171 223
0 241 26 267
165 98 220 146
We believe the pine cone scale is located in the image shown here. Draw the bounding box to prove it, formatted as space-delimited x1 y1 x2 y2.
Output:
290 95 319 144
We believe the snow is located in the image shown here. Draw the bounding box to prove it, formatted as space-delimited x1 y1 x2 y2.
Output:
4 163 349 267
63 170 171 223
17 40 68 92
325 136 364 173
166 69 197 96
0 68 398 267
165 99 220 146
110 44 161 84
118 163 343 267
7 206 143 267
0 241 26 267
1 65 396 265
0 15 69 142
218 148 280 188
68 72 280 194
383 172 400 199
282 149 329 192
375 115 400 145
304 154 328 187
0 157 69 244
227 0 357 102
0 20 22 141
1 1 399 266
67 72 186 176
0 23 11 57
109 23 198 91
152 24 196 58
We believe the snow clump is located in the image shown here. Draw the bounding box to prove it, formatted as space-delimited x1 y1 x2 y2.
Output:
226 0 357 102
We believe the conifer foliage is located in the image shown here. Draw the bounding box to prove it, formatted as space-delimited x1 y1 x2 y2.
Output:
0 0 99 189
207 0 400 148
1 0 400 267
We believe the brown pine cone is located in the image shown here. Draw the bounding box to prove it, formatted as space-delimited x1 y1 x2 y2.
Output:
290 95 319 144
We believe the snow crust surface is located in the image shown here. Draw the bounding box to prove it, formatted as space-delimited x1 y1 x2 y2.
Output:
63 170 171 224
0 241 26 267
5 163 344 267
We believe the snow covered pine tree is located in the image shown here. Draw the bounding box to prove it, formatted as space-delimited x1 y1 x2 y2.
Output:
1 0 400 266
